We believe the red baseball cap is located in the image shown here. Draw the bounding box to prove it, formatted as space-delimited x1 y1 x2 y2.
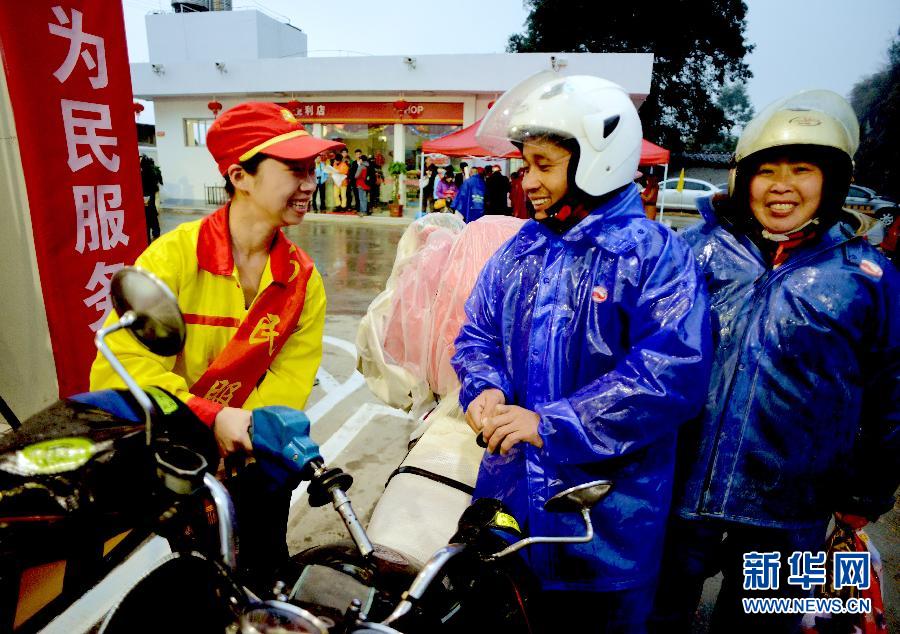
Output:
206 102 344 175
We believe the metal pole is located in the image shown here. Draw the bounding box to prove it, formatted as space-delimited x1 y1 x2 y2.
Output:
658 163 669 222
418 152 425 215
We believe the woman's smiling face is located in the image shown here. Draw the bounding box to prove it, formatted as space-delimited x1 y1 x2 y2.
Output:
246 157 317 225
749 158 824 234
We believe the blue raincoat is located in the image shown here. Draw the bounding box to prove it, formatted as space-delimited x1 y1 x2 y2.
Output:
673 197 900 528
451 172 486 223
451 185 711 592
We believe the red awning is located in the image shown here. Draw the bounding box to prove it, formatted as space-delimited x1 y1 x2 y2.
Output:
422 117 671 166
639 139 670 166
421 116 520 158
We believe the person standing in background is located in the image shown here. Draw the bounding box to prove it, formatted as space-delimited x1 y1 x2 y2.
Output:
313 154 328 212
485 164 511 215
640 172 660 220
356 153 370 216
140 154 163 242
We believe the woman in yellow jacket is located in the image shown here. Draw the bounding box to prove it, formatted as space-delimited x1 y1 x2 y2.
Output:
90 102 343 579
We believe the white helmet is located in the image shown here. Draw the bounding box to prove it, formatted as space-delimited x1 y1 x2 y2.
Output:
476 72 642 197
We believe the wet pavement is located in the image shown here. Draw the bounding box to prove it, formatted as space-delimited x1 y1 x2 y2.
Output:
284 221 406 315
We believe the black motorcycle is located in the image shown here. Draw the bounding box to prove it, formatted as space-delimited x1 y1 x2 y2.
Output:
0 266 613 633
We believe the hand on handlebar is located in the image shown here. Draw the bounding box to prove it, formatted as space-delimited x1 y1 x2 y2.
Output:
213 407 253 457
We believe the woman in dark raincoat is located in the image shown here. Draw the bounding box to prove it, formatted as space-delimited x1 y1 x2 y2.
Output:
650 91 900 633
451 73 711 633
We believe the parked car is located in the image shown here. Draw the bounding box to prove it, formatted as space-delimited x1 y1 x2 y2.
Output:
844 185 897 227
657 177 718 212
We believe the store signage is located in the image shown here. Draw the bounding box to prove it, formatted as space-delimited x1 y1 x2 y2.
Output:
0 1 145 396
279 101 463 124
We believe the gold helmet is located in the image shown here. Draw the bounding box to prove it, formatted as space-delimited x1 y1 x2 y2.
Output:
736 89 859 163
729 90 860 197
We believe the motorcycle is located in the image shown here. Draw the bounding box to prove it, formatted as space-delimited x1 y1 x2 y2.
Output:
0 266 613 633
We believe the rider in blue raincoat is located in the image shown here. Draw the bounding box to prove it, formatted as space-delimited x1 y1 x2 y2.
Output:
451 73 711 632
451 167 486 223
650 91 900 633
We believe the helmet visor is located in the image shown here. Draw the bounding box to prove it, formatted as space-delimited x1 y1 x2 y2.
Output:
476 71 577 156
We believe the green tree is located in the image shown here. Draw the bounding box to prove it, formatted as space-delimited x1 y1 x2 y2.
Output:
703 82 755 152
850 30 900 200
507 0 754 151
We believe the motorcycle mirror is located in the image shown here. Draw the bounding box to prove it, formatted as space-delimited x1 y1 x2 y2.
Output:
543 480 613 514
486 479 614 562
110 267 185 356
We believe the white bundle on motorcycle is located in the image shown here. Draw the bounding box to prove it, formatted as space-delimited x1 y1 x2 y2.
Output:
365 395 484 566
356 213 464 416
361 216 526 565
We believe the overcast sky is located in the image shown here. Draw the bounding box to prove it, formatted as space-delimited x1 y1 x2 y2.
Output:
122 0 900 117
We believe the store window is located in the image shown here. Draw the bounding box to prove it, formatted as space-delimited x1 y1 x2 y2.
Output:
322 123 394 166
184 118 214 147
404 124 461 170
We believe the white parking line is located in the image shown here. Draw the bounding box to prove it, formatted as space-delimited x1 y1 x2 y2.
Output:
315 367 340 393
305 371 366 425
322 334 357 357
289 403 410 508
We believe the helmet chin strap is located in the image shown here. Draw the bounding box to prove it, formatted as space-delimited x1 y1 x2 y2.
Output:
760 217 819 242
534 194 590 233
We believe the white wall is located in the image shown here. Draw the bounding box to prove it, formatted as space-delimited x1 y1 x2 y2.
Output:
0 67 59 421
256 15 307 59
154 98 229 204
133 52 653 100
146 10 307 64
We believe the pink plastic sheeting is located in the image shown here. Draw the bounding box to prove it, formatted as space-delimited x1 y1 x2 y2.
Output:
428 216 525 394
382 226 458 376
381 215 525 398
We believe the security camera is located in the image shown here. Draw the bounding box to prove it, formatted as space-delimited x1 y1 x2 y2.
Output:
403 56 417 70
550 55 568 71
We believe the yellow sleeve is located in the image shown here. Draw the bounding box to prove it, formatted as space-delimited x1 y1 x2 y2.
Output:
245 267 326 411
88 230 198 408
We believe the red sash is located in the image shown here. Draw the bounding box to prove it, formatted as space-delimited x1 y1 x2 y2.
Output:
189 206 314 408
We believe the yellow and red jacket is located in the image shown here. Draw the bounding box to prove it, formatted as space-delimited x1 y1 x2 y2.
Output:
89 207 326 425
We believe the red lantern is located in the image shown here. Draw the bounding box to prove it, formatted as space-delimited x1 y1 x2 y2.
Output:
392 99 408 111
208 100 223 116
487 100 495 110
286 99 301 115
133 102 145 119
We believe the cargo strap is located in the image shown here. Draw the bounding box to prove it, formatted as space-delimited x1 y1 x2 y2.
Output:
385 465 475 496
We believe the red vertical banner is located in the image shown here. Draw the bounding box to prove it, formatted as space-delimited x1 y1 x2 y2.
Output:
0 2 146 396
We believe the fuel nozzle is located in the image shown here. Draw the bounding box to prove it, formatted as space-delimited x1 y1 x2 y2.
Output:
307 460 374 558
